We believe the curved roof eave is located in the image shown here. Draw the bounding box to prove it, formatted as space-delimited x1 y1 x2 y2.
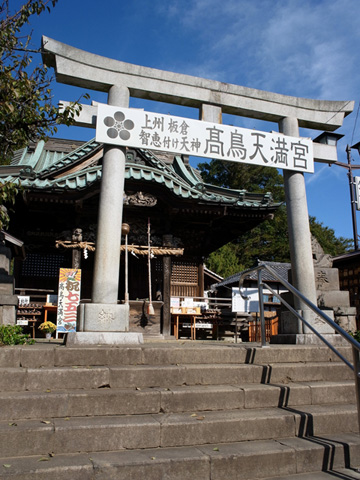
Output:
3 138 279 209
14 162 278 209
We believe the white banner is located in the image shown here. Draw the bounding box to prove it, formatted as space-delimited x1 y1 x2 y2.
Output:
232 287 259 313
56 269 81 333
96 104 314 173
355 177 360 211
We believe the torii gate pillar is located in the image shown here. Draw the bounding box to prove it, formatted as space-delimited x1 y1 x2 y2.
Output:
279 117 332 338
74 85 142 345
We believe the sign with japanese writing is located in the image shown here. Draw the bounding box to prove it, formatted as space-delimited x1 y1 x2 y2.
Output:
355 177 360 211
96 104 314 173
232 287 259 313
56 268 81 333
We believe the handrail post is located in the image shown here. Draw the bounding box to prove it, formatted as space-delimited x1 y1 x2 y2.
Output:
352 345 360 433
258 269 267 347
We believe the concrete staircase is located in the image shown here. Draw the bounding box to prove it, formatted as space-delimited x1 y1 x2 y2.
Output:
0 342 360 479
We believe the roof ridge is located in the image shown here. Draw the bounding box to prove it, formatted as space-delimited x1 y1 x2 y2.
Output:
39 139 102 176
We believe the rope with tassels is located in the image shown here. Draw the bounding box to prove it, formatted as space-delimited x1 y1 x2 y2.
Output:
56 240 183 256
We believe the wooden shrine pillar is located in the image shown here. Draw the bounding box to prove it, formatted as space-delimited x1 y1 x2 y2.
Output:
162 235 173 337
198 261 204 297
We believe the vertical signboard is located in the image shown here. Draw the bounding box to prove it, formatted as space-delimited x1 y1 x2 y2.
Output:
56 268 81 333
232 287 259 313
355 177 360 211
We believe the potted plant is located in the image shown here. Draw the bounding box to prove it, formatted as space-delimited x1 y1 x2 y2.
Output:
38 321 57 339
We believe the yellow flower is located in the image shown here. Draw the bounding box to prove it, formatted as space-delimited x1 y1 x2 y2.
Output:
38 321 56 333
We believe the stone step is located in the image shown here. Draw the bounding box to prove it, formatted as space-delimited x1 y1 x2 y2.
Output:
0 344 353 368
0 381 355 421
0 361 353 392
261 470 360 480
0 405 357 458
0 434 359 479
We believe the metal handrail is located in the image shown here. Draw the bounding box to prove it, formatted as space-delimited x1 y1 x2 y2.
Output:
239 263 360 431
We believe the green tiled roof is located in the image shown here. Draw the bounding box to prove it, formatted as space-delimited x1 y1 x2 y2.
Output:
1 138 278 209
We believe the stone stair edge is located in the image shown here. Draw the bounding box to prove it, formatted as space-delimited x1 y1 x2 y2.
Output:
0 362 354 393
0 344 353 368
0 380 356 421
0 403 357 458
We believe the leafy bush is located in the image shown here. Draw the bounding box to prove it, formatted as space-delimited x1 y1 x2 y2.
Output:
0 324 34 345
349 330 360 343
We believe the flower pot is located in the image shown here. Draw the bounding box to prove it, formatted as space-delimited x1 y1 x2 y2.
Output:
45 333 52 340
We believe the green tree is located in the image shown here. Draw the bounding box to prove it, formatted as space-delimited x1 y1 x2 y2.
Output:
0 0 81 165
309 216 353 256
199 160 285 202
205 242 244 278
0 180 21 230
199 160 352 277
0 1 84 230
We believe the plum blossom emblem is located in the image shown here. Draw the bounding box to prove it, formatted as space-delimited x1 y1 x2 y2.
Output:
103 111 135 141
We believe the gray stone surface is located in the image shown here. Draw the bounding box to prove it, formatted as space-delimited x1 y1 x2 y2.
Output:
66 388 160 417
0 453 93 480
25 366 110 391
271 333 350 346
20 347 55 368
279 311 336 335
1 342 359 479
0 304 16 325
307 381 355 405
66 330 143 346
293 404 358 436
314 267 340 291
261 470 360 480
317 290 350 308
337 314 357 331
109 364 263 389
42 36 353 130
278 436 358 474
55 345 143 366
242 383 311 408
199 440 296 480
159 408 295 447
91 447 210 480
78 302 131 332
267 362 353 383
0 368 26 391
280 117 318 336
0 419 54 457
91 85 129 306
160 385 244 413
0 391 69 421
0 346 20 367
53 415 160 453
142 345 248 365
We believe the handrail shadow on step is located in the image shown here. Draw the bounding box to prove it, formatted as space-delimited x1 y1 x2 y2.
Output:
239 263 360 432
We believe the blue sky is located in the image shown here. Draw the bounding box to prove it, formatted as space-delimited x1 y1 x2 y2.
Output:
17 0 360 243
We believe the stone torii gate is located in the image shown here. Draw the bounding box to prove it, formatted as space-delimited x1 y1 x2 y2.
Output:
42 36 354 345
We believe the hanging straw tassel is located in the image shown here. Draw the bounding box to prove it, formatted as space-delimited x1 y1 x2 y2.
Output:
147 217 155 315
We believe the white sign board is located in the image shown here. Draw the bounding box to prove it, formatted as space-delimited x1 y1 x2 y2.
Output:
355 176 360 211
232 288 259 313
96 104 314 173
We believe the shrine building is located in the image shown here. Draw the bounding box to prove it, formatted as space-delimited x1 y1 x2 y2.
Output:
1 137 279 337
